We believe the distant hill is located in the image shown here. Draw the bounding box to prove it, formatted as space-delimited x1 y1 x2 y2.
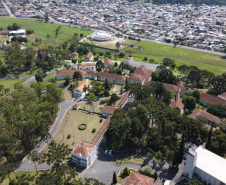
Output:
152 0 226 5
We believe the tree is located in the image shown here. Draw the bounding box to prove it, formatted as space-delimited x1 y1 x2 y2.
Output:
30 82 44 98
185 180 205 185
96 60 104 72
116 42 120 49
154 150 163 162
44 13 49 23
88 93 95 103
0 84 4 92
191 90 200 102
112 172 117 184
90 81 104 96
28 151 40 174
177 135 185 164
123 167 131 176
73 71 83 81
205 126 212 150
207 104 226 118
35 71 44 82
103 78 112 91
64 75 70 86
110 93 120 106
182 96 196 111
124 78 129 91
80 33 84 37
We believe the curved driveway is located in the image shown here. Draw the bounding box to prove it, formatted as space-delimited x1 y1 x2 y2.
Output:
16 100 76 171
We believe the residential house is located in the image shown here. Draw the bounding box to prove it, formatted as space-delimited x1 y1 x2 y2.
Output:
0 41 6 47
55 70 85 80
84 52 93 61
101 106 118 118
123 171 155 185
128 65 153 85
71 141 96 168
99 72 126 85
73 81 89 98
170 87 184 114
123 57 134 63
199 92 226 107
78 62 96 71
104 58 113 68
188 108 221 127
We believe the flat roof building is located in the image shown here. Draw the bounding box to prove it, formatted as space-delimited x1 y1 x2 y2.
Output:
184 146 226 185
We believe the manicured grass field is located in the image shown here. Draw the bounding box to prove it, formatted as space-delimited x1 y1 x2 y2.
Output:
0 79 26 96
46 110 106 150
115 155 145 166
124 41 226 75
1 171 38 185
0 18 93 47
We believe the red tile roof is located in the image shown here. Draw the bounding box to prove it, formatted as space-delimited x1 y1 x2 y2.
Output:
200 91 226 106
74 81 89 91
87 71 98 76
188 109 221 124
79 62 96 67
129 65 153 82
124 171 155 185
170 90 184 111
85 52 93 59
104 58 113 65
100 72 126 82
102 106 118 115
72 141 95 158
56 70 85 77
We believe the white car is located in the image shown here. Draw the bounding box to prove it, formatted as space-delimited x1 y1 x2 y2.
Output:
105 150 108 154
108 150 112 155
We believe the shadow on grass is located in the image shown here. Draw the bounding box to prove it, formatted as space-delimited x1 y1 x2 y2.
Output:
221 56 226 59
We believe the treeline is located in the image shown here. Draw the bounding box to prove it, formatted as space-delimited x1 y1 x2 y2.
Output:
0 83 64 182
105 82 226 164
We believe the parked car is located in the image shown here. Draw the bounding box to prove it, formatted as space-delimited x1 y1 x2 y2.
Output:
108 150 112 155
105 150 108 154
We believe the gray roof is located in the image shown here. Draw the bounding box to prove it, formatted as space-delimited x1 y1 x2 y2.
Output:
127 61 160 71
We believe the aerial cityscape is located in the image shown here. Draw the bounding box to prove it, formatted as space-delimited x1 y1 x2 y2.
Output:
0 0 226 184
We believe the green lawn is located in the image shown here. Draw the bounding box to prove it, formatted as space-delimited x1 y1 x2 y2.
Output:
124 41 226 75
0 18 93 47
0 79 26 96
42 110 106 152
1 171 38 185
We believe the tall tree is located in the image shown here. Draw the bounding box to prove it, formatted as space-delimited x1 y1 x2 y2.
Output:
73 71 83 81
205 126 212 150
95 60 104 72
112 172 117 184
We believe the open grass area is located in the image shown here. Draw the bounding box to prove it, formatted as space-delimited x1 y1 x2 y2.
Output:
124 41 226 75
44 110 106 151
79 101 104 113
1 171 38 185
0 18 93 47
0 79 26 96
115 155 145 166
121 40 138 45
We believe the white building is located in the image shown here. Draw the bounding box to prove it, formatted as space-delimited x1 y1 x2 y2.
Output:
88 31 112 41
71 141 96 168
184 147 226 185
78 62 96 71
9 29 26 36
73 81 89 98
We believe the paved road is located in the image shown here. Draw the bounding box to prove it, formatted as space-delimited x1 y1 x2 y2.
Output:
23 76 36 85
16 100 76 171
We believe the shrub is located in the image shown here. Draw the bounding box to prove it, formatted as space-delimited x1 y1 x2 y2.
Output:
78 123 87 130
99 119 103 123
67 134 71 139
123 167 131 176
92 128 96 133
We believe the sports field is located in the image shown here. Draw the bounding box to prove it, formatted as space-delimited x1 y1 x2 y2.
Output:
0 18 93 47
124 41 226 75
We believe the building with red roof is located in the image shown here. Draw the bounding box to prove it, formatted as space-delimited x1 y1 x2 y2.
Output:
73 81 89 98
199 91 226 107
170 87 184 113
218 92 226 102
68 51 79 60
188 108 221 127
124 171 155 185
128 65 153 85
78 62 96 71
101 106 118 118
71 141 96 168
55 70 85 80
99 72 126 85
104 58 113 68
84 52 93 61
